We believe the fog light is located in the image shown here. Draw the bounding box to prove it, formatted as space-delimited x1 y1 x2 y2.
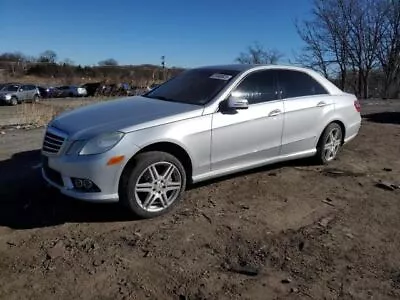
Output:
83 179 93 189
74 179 83 188
71 177 101 193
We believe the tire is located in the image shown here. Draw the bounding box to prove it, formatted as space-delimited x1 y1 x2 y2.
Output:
119 151 187 218
10 97 18 106
33 94 39 103
315 123 343 164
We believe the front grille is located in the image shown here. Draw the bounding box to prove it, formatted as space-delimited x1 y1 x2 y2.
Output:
42 129 67 154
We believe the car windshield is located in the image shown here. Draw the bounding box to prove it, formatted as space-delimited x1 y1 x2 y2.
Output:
0 84 5 91
6 85 18 92
143 68 240 105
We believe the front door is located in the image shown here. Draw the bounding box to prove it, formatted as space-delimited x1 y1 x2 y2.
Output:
211 70 284 172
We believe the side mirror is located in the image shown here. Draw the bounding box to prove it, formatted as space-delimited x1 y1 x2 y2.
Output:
227 95 249 110
18 88 24 92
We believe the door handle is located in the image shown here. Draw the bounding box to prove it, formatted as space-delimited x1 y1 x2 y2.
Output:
268 109 282 117
317 101 328 107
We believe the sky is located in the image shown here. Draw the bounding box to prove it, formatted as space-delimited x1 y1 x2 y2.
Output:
0 0 312 68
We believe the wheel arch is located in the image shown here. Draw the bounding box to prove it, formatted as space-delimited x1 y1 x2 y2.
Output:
119 141 194 191
316 119 346 147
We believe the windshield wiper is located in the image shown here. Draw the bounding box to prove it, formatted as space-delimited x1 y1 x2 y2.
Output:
146 95 176 102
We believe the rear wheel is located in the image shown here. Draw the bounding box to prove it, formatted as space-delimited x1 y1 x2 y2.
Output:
119 151 187 218
315 123 343 164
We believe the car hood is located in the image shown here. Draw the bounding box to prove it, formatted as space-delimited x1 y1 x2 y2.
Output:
50 96 204 139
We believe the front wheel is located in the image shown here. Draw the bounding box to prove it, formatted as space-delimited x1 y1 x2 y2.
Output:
315 123 343 164
119 151 187 218
10 97 18 106
33 94 39 103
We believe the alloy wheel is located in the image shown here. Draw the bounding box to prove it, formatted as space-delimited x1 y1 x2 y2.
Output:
134 162 182 212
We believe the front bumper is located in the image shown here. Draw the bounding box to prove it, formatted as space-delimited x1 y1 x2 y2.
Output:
41 148 136 203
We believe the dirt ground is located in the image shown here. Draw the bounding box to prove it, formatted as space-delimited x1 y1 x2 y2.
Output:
0 101 399 299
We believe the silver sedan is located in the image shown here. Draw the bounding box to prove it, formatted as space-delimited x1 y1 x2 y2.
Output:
41 64 361 218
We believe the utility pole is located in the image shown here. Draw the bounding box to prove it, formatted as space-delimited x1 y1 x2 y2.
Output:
161 55 166 82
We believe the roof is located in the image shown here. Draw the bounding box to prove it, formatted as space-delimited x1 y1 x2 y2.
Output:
196 64 314 73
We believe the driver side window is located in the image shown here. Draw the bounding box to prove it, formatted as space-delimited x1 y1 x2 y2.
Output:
231 70 277 105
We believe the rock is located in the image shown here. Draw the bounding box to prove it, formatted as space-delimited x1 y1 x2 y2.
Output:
290 287 299 293
0 131 5 135
322 198 335 207
281 278 292 284
47 240 65 259
375 181 399 191
323 168 345 176
201 212 212 224
318 215 335 228
93 259 104 267
240 204 250 210
228 264 260 276
298 241 306 251
133 232 142 239
383 168 393 172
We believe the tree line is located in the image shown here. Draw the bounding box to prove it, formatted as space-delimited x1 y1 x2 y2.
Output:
1 0 399 98
0 51 181 87
236 0 400 99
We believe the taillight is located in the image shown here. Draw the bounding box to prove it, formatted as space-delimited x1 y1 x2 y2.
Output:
354 99 361 112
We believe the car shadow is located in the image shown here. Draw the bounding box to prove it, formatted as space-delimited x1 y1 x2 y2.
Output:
0 149 134 230
363 112 400 125
0 149 319 230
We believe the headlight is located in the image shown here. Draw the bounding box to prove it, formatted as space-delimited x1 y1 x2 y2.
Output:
77 132 125 155
4 94 11 100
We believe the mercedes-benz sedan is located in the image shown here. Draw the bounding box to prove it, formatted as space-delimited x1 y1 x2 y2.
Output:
41 64 361 218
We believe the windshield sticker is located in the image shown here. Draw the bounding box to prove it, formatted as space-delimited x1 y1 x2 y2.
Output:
210 73 233 80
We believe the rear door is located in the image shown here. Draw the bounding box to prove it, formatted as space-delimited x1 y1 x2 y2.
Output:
27 85 37 99
277 69 334 155
20 85 30 101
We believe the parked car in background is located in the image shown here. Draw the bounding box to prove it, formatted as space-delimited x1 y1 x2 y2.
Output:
80 82 102 97
0 83 40 105
56 85 88 97
146 83 160 92
38 86 63 99
41 64 361 219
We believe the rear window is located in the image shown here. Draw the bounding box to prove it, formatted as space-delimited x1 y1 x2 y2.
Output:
278 70 328 99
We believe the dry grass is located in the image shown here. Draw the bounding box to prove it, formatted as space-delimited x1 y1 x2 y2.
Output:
15 97 112 127
16 103 62 127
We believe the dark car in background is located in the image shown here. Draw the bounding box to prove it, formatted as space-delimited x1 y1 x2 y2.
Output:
56 85 88 97
80 82 102 97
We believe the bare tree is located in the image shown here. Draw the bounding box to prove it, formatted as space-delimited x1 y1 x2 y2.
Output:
98 58 118 66
236 42 284 64
63 58 75 66
377 0 400 98
296 0 388 98
38 50 57 64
